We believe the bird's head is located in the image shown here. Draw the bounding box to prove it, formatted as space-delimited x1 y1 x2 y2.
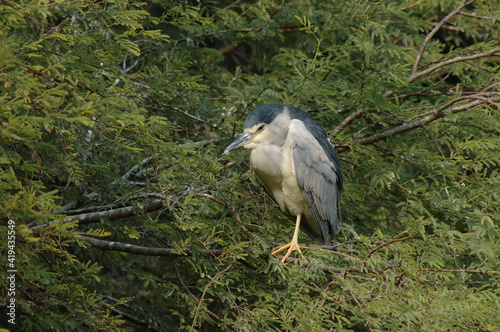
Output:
224 104 290 155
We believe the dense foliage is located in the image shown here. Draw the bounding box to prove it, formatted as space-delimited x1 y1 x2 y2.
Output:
1 0 499 331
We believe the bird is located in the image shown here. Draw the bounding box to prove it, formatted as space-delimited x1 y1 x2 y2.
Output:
224 104 343 262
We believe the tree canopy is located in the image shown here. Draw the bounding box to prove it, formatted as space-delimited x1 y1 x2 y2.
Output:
1 0 499 331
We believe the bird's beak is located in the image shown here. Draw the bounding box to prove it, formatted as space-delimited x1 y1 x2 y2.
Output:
224 132 256 155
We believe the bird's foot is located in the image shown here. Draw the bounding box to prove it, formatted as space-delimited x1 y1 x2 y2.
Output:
272 241 305 263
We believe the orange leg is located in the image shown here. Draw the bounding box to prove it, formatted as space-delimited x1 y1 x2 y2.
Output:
272 214 305 262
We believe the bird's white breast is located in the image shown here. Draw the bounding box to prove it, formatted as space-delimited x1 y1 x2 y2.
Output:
250 145 285 208
250 139 309 220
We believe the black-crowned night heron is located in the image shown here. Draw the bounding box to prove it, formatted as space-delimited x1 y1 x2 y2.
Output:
224 104 343 262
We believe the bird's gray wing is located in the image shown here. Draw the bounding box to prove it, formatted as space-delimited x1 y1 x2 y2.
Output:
289 119 342 245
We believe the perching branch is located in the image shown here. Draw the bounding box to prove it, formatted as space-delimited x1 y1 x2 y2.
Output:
77 235 500 288
79 235 360 264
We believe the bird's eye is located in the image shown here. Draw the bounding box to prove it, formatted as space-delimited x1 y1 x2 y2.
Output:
258 124 265 131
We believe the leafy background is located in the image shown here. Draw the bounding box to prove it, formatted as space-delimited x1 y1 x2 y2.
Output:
1 0 499 331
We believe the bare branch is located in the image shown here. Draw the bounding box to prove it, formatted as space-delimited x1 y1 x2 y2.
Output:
108 307 163 332
194 193 226 206
165 104 206 124
218 161 236 171
121 164 141 181
410 0 473 80
422 125 446 158
75 235 225 257
353 96 500 146
184 138 227 148
458 11 496 21
77 236 500 282
331 109 364 138
33 199 167 230
60 194 165 217
69 199 166 224
409 48 500 83
392 182 425 199
121 157 152 181
79 236 360 263
425 268 500 275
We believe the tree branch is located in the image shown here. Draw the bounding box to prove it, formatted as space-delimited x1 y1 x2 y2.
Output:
331 109 364 138
75 235 225 257
410 0 473 81
165 104 206 124
458 11 496 21
280 256 379 281
70 199 166 224
353 95 500 146
109 307 163 332
33 199 167 230
121 156 152 181
425 268 500 275
191 260 235 331
409 47 500 83
366 234 439 259
78 236 500 282
58 193 164 216
173 260 220 323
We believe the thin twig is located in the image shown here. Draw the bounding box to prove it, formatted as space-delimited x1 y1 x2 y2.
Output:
423 126 446 158
392 182 425 199
190 260 235 332
165 104 206 124
174 259 220 322
458 11 496 20
195 193 226 206
366 234 440 259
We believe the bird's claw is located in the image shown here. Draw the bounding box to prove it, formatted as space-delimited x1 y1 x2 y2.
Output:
272 242 305 263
